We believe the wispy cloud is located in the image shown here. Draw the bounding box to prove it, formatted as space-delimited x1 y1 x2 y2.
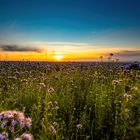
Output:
32 41 88 46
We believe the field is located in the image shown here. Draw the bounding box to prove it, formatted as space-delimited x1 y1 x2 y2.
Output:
0 61 140 140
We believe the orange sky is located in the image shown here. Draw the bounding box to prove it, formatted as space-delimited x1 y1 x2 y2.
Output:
0 51 102 61
1 46 140 62
0 41 140 62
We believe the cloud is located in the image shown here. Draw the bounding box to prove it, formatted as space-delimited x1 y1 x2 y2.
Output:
116 50 140 57
112 49 140 61
0 44 41 52
33 41 88 46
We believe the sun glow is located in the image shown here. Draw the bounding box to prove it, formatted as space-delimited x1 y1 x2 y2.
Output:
54 54 64 61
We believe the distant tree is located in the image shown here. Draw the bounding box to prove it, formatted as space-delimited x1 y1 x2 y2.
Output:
109 53 114 61
100 56 103 62
110 53 114 57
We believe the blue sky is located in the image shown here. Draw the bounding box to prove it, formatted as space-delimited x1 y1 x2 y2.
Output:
0 0 140 61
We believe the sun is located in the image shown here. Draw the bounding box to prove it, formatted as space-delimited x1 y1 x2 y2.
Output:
54 55 64 61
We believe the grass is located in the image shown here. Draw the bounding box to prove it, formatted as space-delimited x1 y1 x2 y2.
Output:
0 61 140 140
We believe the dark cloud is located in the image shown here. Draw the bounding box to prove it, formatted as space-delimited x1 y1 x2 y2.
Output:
0 44 41 52
116 50 140 57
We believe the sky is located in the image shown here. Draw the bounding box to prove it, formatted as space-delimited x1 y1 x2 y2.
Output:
0 0 140 61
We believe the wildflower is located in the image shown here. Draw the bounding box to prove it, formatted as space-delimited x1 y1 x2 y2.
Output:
48 125 57 135
123 93 132 101
0 114 3 121
133 86 138 91
21 79 28 84
15 71 20 75
8 76 17 80
54 106 59 110
54 101 58 105
125 108 129 113
126 114 129 119
112 80 120 86
25 118 32 128
47 101 53 108
39 83 46 88
3 111 13 119
22 107 26 113
136 76 140 80
76 124 83 129
0 133 8 140
0 133 7 140
14 138 22 140
47 113 53 117
73 108 76 111
1 121 8 128
119 80 123 82
86 136 90 139
20 133 33 140
123 93 127 97
47 86 55 93
53 122 59 128
11 120 18 126
9 126 15 132
0 110 32 130
127 95 132 100
19 121 25 129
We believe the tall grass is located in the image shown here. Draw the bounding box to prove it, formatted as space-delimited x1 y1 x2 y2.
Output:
0 62 140 140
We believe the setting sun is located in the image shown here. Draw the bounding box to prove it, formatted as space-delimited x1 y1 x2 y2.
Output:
54 55 64 61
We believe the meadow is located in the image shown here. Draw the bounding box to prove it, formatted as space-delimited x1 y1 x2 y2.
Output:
0 61 140 140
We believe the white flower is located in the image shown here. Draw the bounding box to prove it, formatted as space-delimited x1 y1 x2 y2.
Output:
125 108 129 113
76 124 83 129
